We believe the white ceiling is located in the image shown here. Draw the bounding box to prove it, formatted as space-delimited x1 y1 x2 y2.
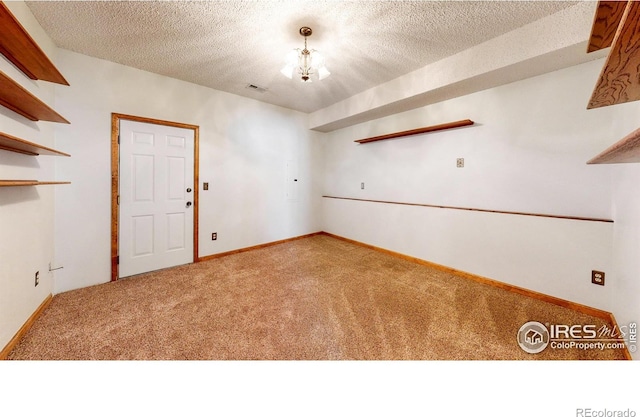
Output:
24 1 583 115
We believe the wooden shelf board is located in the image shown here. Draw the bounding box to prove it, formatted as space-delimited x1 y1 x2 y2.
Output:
0 3 69 85
588 1 640 109
588 126 640 164
0 70 69 123
355 119 474 144
0 180 70 187
0 131 70 156
587 1 627 53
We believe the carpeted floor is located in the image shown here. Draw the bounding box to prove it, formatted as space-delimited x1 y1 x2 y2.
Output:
8 234 626 360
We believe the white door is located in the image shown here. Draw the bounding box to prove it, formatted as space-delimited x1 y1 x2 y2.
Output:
119 120 195 278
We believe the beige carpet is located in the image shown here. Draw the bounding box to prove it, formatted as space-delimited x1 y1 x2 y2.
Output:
8 235 626 360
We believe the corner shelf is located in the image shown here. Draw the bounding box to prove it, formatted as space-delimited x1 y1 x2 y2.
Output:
587 1 640 109
588 126 640 164
0 71 69 123
0 180 70 187
587 1 626 53
0 131 70 156
354 119 474 144
0 3 69 85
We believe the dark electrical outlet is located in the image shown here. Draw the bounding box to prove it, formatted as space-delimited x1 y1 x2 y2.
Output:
203 182 209 191
212 232 217 241
35 271 39 287
592 270 605 286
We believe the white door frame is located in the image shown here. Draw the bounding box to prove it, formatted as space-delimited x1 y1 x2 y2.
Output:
111 113 199 281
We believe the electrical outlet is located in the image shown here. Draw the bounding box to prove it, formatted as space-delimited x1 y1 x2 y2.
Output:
203 182 209 191
34 271 39 287
361 182 365 190
457 158 464 168
592 270 605 286
212 232 217 241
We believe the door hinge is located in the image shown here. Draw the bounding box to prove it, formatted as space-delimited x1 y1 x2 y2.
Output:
117 195 120 205
116 256 119 265
117 135 120 144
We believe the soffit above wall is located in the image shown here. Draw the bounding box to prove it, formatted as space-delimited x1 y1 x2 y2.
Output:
309 2 607 132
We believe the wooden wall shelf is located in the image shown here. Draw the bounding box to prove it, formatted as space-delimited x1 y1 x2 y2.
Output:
0 180 70 187
354 119 474 144
588 1 640 109
588 126 640 164
587 1 627 53
0 71 69 123
0 131 70 156
0 3 69 85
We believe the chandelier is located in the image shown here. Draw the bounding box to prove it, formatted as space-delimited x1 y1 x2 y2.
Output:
280 27 330 82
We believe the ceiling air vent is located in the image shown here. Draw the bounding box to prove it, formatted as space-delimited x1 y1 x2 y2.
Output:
245 84 268 93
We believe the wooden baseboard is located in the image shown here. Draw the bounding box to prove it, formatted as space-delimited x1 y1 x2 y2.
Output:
0 293 52 360
319 231 632 359
198 232 324 263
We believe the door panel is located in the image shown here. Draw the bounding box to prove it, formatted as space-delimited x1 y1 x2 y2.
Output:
132 215 154 256
167 135 185 148
133 154 154 201
119 120 195 278
167 212 186 251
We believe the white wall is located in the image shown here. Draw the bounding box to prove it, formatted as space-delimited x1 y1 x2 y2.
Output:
0 2 58 350
53 50 322 293
611 164 640 359
323 198 614 310
321 59 640 315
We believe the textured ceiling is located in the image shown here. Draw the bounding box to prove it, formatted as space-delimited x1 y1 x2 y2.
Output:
26 1 579 114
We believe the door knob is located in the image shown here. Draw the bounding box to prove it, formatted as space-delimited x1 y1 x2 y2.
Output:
186 201 192 208
186 188 192 193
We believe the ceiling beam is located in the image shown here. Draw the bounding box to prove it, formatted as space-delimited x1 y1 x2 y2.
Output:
587 1 627 53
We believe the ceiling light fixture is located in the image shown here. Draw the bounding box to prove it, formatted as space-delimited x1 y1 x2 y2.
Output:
280 27 330 83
